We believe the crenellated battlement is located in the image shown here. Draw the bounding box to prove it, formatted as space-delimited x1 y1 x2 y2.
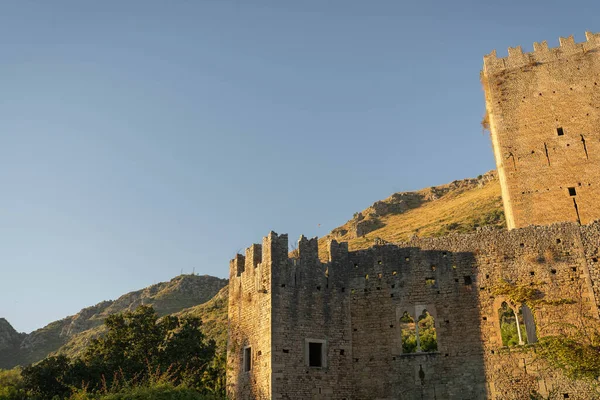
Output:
230 253 245 279
230 223 600 292
483 32 600 75
245 243 262 270
297 235 319 264
234 233 351 263
229 232 354 286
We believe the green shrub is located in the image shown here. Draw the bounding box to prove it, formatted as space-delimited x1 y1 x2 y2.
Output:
0 368 27 400
70 383 221 400
20 306 222 399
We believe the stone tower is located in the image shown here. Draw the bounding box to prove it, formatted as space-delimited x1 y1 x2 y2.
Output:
482 32 600 229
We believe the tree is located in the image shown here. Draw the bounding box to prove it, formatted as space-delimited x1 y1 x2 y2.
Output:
21 306 219 399
21 355 72 399
83 306 216 390
0 368 27 400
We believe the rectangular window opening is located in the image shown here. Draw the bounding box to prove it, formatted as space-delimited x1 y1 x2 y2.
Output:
243 346 252 372
308 342 324 367
568 187 577 196
464 276 473 285
557 127 565 136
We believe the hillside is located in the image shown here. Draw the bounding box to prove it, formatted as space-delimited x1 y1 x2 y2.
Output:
0 171 505 369
317 170 504 258
0 274 227 369
0 319 26 369
176 285 229 350
58 285 231 360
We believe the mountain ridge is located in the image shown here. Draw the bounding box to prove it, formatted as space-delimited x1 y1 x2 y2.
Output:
0 171 505 369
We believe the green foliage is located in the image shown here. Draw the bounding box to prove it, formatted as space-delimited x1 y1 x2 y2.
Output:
399 312 417 353
0 368 27 400
399 311 438 353
179 287 228 352
493 281 600 383
0 275 227 371
537 335 600 381
537 298 576 306
417 313 438 352
498 303 528 347
71 382 221 399
21 355 73 399
18 306 221 400
81 305 215 391
492 279 541 305
198 351 226 396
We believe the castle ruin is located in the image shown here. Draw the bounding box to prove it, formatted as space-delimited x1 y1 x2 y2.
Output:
227 33 600 399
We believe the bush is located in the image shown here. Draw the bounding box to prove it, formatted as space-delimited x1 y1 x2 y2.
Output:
19 306 222 399
0 368 27 400
71 383 221 400
21 356 72 399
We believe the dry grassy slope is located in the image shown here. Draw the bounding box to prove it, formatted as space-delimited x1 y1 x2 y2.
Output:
317 171 504 259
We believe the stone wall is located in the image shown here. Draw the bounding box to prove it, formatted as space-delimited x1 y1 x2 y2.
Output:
227 235 280 399
228 222 600 399
483 32 600 229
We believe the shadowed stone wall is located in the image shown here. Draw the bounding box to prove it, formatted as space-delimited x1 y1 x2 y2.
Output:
228 222 600 399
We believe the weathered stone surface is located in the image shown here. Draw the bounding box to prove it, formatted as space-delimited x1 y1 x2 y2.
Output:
483 32 600 229
227 222 600 399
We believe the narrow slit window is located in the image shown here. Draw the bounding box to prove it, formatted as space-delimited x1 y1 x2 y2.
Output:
568 187 577 196
243 346 252 372
557 127 565 136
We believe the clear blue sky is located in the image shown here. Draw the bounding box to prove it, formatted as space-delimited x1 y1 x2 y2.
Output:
0 1 597 333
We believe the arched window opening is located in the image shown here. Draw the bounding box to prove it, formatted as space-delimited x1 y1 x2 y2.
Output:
498 302 528 346
417 310 438 352
399 312 417 353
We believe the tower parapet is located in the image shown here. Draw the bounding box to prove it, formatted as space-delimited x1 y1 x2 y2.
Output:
262 231 288 269
298 235 319 265
230 254 245 279
483 32 600 75
229 232 353 290
482 31 600 229
244 243 262 270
